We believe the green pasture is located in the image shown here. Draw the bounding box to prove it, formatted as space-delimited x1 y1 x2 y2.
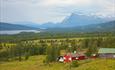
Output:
0 55 115 70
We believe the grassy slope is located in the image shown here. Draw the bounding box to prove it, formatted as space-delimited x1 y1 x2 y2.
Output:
0 55 115 70
74 59 115 70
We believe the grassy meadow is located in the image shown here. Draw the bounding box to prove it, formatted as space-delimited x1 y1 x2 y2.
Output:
0 55 115 70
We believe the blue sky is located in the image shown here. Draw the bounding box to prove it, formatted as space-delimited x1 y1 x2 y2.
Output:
0 0 115 24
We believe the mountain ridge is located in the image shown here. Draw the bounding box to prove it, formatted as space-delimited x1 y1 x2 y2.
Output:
61 13 107 27
0 22 39 30
45 20 115 33
14 13 111 28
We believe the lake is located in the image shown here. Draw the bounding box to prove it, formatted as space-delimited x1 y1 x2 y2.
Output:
0 30 40 35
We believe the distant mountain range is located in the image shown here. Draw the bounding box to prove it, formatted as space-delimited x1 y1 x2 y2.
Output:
15 22 61 28
61 13 106 27
45 20 115 33
0 22 39 30
0 20 115 33
0 13 115 33
15 13 112 28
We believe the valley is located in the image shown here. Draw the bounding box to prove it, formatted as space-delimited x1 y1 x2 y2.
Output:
1 0 115 70
0 32 115 70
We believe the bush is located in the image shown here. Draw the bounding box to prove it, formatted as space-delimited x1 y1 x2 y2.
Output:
45 45 60 63
71 60 79 67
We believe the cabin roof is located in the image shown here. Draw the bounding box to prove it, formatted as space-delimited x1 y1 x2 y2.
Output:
65 52 85 57
98 48 115 53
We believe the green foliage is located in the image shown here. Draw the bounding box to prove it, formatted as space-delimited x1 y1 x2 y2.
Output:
0 32 115 42
45 44 60 63
85 45 98 57
1 56 114 70
25 52 30 60
0 42 47 61
0 32 115 62
71 60 79 67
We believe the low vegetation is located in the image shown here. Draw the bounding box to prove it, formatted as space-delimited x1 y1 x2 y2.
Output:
0 55 115 70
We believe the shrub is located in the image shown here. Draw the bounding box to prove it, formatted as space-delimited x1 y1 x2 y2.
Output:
71 60 79 67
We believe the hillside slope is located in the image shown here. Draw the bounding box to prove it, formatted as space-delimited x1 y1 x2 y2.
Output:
75 59 115 70
46 20 115 33
0 56 115 70
61 13 106 27
0 22 39 30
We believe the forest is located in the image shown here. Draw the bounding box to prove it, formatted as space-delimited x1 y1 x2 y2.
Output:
0 32 115 62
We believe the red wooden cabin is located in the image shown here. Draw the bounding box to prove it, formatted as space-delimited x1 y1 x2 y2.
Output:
63 54 72 62
63 53 86 62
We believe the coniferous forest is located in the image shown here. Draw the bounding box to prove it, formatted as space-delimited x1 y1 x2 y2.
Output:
0 32 115 62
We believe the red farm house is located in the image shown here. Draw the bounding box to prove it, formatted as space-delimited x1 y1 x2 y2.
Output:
63 52 87 63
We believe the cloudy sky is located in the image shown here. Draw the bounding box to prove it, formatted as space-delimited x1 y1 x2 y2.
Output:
0 0 115 23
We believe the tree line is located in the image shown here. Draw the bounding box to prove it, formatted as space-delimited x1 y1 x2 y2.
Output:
0 32 115 43
0 36 115 62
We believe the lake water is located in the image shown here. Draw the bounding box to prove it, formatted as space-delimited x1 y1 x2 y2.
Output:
0 30 40 35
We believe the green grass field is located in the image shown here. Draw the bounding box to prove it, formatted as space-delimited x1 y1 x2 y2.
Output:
0 55 115 70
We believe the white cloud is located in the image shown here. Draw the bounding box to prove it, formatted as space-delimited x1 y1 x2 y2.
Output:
0 0 115 23
39 0 92 7
92 0 115 18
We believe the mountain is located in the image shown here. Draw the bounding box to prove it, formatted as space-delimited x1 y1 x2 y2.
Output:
0 22 39 30
45 20 115 33
14 22 40 28
1 20 114 32
11 13 114 29
39 22 62 28
15 22 61 28
82 20 115 32
14 13 109 28
61 13 107 27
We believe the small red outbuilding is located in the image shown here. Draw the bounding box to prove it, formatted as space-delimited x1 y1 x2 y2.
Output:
63 53 86 63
